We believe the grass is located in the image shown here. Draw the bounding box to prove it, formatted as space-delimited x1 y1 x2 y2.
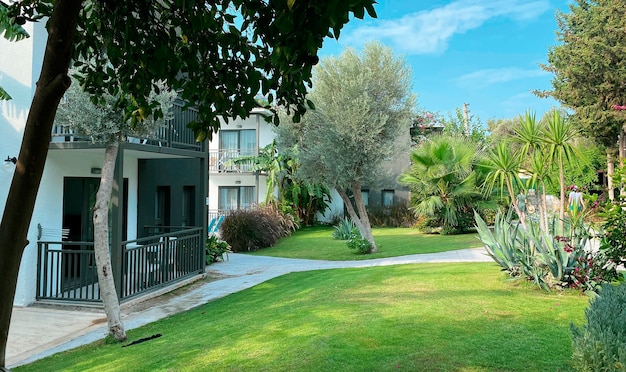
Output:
247 225 484 260
16 263 589 372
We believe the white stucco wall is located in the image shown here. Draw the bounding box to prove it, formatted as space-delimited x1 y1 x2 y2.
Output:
1 22 47 306
316 188 345 223
12 149 141 305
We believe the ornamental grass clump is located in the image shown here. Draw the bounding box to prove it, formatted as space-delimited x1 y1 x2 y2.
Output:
571 283 626 371
220 204 297 252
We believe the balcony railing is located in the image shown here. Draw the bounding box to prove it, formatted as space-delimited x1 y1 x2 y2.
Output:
36 227 204 304
51 101 203 152
209 149 258 173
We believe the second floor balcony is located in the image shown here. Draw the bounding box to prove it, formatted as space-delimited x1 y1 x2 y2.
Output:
209 149 258 173
51 101 204 153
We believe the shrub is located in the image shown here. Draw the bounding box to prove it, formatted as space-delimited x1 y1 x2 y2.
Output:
571 283 626 371
332 218 358 240
205 235 231 264
346 232 372 254
366 205 418 228
599 201 626 269
220 205 297 252
414 215 442 234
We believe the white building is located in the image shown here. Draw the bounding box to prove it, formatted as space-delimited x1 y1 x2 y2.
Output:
1 23 207 306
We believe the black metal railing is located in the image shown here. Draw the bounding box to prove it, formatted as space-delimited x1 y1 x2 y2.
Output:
36 227 204 304
36 241 99 302
209 149 257 173
122 227 204 300
51 101 203 152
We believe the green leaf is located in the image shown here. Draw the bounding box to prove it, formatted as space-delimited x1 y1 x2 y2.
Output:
0 85 12 100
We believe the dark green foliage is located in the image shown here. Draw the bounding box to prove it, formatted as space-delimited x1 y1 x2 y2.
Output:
205 236 231 264
220 205 297 252
70 0 378 136
600 201 626 270
332 218 357 240
440 208 476 235
540 0 626 148
413 215 442 234
366 205 417 228
571 283 626 371
400 134 496 233
346 232 372 254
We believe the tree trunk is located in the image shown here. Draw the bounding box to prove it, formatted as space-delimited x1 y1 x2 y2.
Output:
94 143 127 341
505 177 526 229
336 187 363 230
607 149 615 202
617 128 626 196
335 185 377 252
558 162 566 233
539 181 549 233
351 183 377 252
0 1 81 367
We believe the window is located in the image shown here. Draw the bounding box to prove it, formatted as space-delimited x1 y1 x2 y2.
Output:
382 190 395 207
219 130 256 154
182 186 195 227
219 130 256 171
155 186 171 227
361 189 369 207
218 186 255 210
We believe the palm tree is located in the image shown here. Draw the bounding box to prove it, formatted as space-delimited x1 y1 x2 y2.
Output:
400 135 491 232
541 110 580 231
481 141 525 227
525 151 553 232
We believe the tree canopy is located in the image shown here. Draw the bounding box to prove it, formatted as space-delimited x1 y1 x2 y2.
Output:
276 41 415 250
539 0 626 148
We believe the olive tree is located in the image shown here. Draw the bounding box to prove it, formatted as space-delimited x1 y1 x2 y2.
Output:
54 78 176 341
277 42 415 252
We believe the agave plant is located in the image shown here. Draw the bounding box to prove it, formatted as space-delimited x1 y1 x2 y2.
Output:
474 210 522 275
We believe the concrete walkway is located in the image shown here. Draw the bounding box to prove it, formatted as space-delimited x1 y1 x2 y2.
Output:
8 248 491 368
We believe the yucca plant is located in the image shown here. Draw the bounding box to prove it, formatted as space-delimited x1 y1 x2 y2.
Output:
332 217 358 240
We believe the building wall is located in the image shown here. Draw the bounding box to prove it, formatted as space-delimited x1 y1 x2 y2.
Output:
137 158 206 236
208 109 274 210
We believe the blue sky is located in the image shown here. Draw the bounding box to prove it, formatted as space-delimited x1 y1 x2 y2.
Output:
319 0 571 124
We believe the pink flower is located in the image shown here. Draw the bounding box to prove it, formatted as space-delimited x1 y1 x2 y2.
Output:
613 104 626 111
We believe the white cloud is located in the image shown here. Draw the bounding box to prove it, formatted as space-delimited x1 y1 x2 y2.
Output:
345 0 550 54
455 67 550 86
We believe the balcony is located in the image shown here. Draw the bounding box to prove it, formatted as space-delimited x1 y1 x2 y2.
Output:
51 101 204 152
209 149 257 173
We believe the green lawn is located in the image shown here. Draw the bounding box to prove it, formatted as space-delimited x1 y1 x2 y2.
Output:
16 263 588 372
248 225 484 260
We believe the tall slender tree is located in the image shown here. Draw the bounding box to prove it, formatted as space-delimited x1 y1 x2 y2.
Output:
54 78 176 341
539 0 626 200
542 110 581 230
